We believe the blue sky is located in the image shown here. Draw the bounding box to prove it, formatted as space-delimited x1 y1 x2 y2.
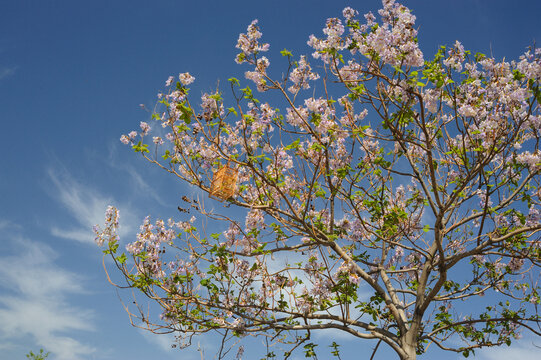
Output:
1 0 540 359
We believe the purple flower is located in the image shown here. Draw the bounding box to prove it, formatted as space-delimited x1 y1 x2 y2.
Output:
516 151 541 170
443 41 466 71
288 56 319 93
179 72 195 86
349 273 360 284
245 209 264 231
140 121 151 136
508 257 524 272
120 135 130 144
342 7 358 20
235 20 269 64
526 206 541 227
95 206 120 247
224 223 241 243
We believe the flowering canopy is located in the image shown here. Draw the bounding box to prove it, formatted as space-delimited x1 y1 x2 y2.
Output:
96 1 541 359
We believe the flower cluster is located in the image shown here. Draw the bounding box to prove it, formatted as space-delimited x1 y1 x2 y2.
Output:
516 151 541 171
125 216 184 278
288 56 320 93
93 206 119 246
178 72 195 86
245 56 270 92
443 41 466 71
245 208 265 231
307 17 346 63
201 92 225 121
309 0 424 67
235 20 269 64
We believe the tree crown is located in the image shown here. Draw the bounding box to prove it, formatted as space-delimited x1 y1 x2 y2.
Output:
96 1 541 359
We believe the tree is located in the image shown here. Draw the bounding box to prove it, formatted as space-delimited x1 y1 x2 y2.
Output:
26 349 50 360
95 1 541 359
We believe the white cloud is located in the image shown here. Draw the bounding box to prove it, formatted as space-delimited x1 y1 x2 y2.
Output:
0 66 16 80
106 142 170 207
0 219 19 230
477 338 541 360
138 329 177 353
47 167 137 244
120 163 170 207
138 328 208 360
0 237 96 360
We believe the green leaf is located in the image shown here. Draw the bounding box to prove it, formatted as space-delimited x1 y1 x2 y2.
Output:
132 141 149 154
285 139 300 150
117 253 127 264
179 104 193 124
423 225 430 232
280 48 293 57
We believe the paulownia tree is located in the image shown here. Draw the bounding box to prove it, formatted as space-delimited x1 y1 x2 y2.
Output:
95 1 541 359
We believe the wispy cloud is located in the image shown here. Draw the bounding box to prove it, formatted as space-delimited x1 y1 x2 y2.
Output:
477 337 541 360
0 66 17 80
138 329 177 353
106 142 170 207
47 167 136 244
137 329 206 360
0 236 95 360
0 219 20 230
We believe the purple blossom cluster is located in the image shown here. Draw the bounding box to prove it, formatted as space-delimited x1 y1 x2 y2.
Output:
507 257 524 273
245 208 264 231
335 261 361 284
93 206 119 246
307 17 345 63
308 0 424 67
235 20 269 64
200 92 225 121
125 216 187 278
476 189 493 208
443 41 466 71
245 57 270 92
516 151 541 171
178 72 195 86
288 56 320 94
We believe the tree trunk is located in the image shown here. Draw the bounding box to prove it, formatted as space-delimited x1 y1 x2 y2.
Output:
399 330 418 360
399 342 417 360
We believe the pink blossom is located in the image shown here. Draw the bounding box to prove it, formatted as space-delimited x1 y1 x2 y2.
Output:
526 206 541 227
288 56 319 93
140 121 151 136
120 135 130 144
285 106 308 127
245 209 264 231
342 7 358 20
508 257 524 273
516 151 541 170
235 20 269 64
443 41 466 71
94 206 119 246
458 104 477 118
178 72 195 86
